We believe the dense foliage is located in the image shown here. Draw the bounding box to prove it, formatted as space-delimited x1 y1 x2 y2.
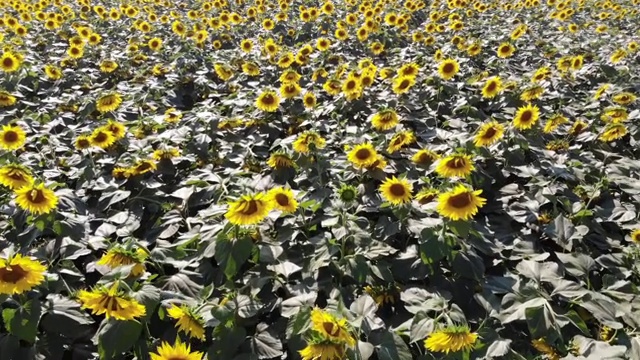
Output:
1 0 640 359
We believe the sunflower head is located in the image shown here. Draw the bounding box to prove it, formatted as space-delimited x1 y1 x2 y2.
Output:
0 163 34 190
436 184 486 221
424 325 478 353
0 124 26 150
379 176 413 205
225 192 274 226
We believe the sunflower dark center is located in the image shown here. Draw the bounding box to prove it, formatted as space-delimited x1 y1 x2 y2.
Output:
323 322 340 336
418 193 436 204
0 265 27 283
240 200 259 215
500 46 510 54
446 157 467 169
355 148 372 160
389 183 406 197
486 81 497 92
262 94 275 105
520 110 533 123
136 162 152 172
305 96 314 105
3 130 18 143
346 81 356 90
448 192 472 208
3 57 14 68
442 63 454 73
7 170 26 181
29 189 46 203
94 132 108 142
482 127 497 139
399 79 410 88
275 193 289 207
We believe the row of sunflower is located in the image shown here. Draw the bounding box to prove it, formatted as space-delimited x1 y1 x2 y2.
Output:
1 0 640 358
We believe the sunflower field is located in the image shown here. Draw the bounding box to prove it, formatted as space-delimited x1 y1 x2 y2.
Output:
1 0 640 358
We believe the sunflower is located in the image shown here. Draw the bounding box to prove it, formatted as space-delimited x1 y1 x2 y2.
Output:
167 304 206 340
15 182 58 215
267 152 295 169
152 148 180 160
214 63 234 81
303 92 317 108
310 308 356 346
0 164 34 189
280 70 301 84
150 340 203 360
387 130 416 153
267 187 298 213
96 93 123 113
531 67 551 82
630 229 640 243
496 42 515 58
342 76 362 100
299 341 346 360
44 64 63 80
0 124 26 150
379 176 412 205
613 92 637 105
520 85 545 101
347 143 378 168
316 37 331 51
481 76 502 98
570 120 588 136
543 114 569 134
131 159 157 175
593 84 610 100
513 104 540 130
371 109 399 131
436 184 486 221
292 131 326 154
99 60 118 73
105 120 126 140
240 39 253 53
601 107 628 123
416 188 439 205
474 121 504 147
435 154 475 178
77 283 145 320
599 123 627 142
571 55 584 70
424 326 478 354
96 246 147 277
242 61 260 76
398 63 420 78
0 51 21 73
280 83 301 99
74 135 91 150
90 127 116 149
0 254 46 295
225 193 273 225
391 75 415 94
256 90 281 112
531 339 560 360
437 58 459 80
148 37 162 51
412 148 439 166
0 91 17 107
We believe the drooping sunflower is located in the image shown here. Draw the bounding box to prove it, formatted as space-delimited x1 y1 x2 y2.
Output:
424 326 478 354
267 152 296 169
481 76 502 98
379 176 413 205
531 66 551 83
437 58 459 80
0 254 47 295
531 338 560 360
292 131 326 154
416 188 440 205
0 51 22 73
267 187 298 213
436 184 486 221
435 154 475 178
96 246 147 277
77 282 145 320
152 148 180 161
496 42 515 58
242 61 260 76
167 304 206 340
0 91 17 107
164 108 182 123
520 85 545 101
474 121 505 147
412 148 440 166
130 159 157 176
601 107 629 123
96 93 123 113
599 123 628 142
569 120 588 136
392 75 415 94
225 193 274 226
543 114 569 134
310 308 356 346
90 127 116 149
387 130 416 153
0 124 26 150
299 340 346 360
613 92 637 106
371 109 399 131
0 164 34 189
513 104 540 130
347 143 379 168
44 64 63 80
150 340 203 360
255 90 281 112
15 182 59 215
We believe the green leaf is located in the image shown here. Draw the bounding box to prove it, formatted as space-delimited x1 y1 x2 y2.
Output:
525 305 556 339
3 298 41 343
419 230 449 265
250 323 283 359
96 319 143 360
208 326 246 359
214 237 254 279
373 331 412 360
133 285 161 321
409 312 434 343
